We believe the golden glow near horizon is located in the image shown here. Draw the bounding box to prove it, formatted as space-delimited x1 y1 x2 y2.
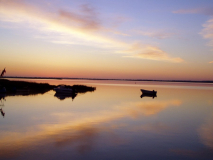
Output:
0 0 213 80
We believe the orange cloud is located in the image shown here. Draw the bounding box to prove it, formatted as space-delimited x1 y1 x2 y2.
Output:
209 61 213 63
122 43 184 63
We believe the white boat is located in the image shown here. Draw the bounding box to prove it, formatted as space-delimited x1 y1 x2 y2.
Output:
141 89 157 95
53 85 73 93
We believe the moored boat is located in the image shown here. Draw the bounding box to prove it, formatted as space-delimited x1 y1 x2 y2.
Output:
141 89 157 95
53 85 73 93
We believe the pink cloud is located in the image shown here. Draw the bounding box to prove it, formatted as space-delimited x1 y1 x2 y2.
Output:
58 4 101 32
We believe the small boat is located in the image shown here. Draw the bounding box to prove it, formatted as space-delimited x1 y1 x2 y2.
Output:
53 85 73 93
141 89 157 95
140 93 157 99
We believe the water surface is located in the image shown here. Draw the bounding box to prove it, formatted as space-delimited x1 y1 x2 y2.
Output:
0 79 213 160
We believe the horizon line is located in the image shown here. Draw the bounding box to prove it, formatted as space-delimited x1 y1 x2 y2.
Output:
3 76 213 83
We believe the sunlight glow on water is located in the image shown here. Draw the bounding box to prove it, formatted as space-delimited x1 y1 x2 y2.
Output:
0 79 213 159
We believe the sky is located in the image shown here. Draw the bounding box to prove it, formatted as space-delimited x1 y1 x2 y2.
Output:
0 0 213 80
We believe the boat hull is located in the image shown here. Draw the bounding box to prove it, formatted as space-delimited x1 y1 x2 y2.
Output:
53 86 73 94
54 88 72 93
141 89 157 95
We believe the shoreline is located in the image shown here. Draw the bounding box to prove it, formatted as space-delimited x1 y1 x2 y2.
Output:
3 76 213 84
0 79 96 96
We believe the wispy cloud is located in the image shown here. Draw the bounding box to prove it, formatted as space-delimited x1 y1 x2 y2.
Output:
0 1 101 32
122 43 184 63
209 61 213 63
134 30 176 39
0 0 125 47
0 0 183 62
57 4 101 32
200 18 213 50
173 7 213 15
175 7 213 52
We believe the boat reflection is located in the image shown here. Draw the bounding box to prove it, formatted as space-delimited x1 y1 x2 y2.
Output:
54 92 78 101
0 94 6 117
0 93 5 101
0 108 5 117
53 85 96 101
140 93 157 99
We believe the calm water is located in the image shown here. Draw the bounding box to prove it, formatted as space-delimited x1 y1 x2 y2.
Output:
0 79 213 160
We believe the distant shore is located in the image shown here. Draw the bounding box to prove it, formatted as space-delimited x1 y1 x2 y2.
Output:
3 76 213 84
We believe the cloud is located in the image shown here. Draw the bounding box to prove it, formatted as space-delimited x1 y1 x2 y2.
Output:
57 4 101 31
0 0 183 62
0 1 101 32
209 61 213 63
134 30 176 39
122 43 184 63
174 6 213 53
200 18 213 49
173 7 213 15
0 0 126 47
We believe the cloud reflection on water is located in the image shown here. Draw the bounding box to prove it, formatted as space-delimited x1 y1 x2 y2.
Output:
126 100 181 117
199 113 213 149
0 98 182 158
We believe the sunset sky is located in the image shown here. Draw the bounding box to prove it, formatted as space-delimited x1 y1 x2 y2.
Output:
0 0 213 80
